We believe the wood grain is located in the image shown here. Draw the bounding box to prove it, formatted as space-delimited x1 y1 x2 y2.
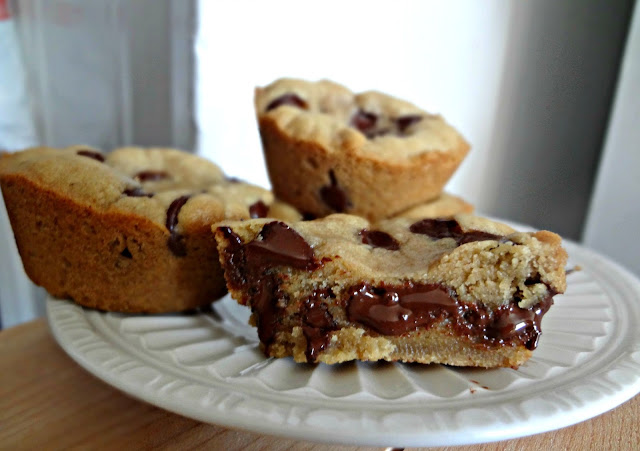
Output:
0 319 638 450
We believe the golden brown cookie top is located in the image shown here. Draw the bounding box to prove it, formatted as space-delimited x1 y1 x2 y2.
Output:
255 78 469 161
0 146 301 236
393 192 474 219
217 213 567 309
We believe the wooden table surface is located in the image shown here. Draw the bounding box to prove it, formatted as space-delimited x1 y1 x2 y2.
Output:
1 319 638 450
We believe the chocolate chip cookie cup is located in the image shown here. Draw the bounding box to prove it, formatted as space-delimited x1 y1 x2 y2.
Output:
255 78 470 221
215 214 567 368
0 146 300 313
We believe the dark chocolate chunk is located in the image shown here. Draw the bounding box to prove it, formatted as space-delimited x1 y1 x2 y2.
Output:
166 195 191 257
409 218 505 245
266 93 308 112
301 290 337 362
216 222 321 356
135 170 169 182
249 200 269 219
76 150 105 162
359 229 400 251
166 195 190 232
245 221 317 270
123 187 154 198
233 222 314 348
319 170 351 212
350 110 378 138
487 296 554 350
396 115 422 133
252 273 279 346
216 227 246 289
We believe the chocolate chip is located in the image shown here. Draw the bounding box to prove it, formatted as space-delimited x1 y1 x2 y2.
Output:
166 195 191 257
524 275 542 286
319 170 351 212
226 176 243 184
216 227 246 288
246 221 317 270
410 218 460 239
409 218 505 245
166 196 190 232
76 150 105 162
302 290 337 362
120 247 133 259
396 115 422 133
249 200 269 219
123 188 154 198
218 222 321 359
135 170 169 182
359 229 400 251
351 110 378 137
266 93 308 112
486 295 555 351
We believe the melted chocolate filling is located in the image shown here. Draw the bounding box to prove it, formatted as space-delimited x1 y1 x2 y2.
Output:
359 229 400 251
302 290 338 362
410 218 507 245
347 283 460 336
249 200 269 219
346 282 554 350
76 150 105 162
217 227 246 288
217 222 320 357
166 195 191 256
319 170 351 212
266 93 308 112
135 170 169 182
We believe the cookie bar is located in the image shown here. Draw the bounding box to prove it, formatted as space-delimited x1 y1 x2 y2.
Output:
0 146 300 313
215 214 567 367
255 78 470 220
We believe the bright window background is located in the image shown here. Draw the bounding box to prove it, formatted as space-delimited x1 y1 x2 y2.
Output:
195 0 512 213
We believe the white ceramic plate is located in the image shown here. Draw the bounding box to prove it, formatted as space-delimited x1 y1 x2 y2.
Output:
46 240 640 448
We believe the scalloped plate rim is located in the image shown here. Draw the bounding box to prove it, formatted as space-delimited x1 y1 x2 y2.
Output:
46 238 640 447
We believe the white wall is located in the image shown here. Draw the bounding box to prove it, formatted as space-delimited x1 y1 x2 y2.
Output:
195 1 514 197
481 1 632 240
13 0 194 150
584 2 640 276
195 0 632 240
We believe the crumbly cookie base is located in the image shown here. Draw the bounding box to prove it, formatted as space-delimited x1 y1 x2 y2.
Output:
265 325 531 368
